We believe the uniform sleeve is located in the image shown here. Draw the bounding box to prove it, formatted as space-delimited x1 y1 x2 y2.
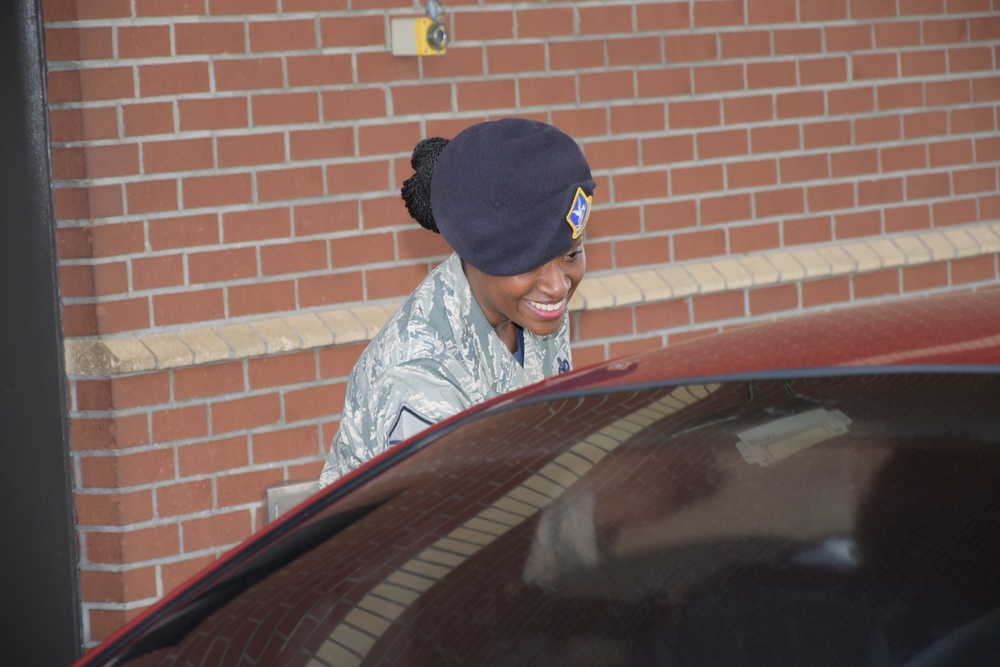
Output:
318 360 472 488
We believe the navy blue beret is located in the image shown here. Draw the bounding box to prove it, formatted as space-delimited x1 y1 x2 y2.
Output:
430 118 596 276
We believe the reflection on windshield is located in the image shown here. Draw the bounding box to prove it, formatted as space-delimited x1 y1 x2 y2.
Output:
113 373 1000 667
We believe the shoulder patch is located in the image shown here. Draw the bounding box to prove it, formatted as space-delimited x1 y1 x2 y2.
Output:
388 405 434 446
565 187 592 239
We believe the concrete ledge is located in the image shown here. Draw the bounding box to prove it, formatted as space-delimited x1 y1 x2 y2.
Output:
64 222 1000 377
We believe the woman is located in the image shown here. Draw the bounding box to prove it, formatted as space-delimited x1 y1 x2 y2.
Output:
319 118 595 487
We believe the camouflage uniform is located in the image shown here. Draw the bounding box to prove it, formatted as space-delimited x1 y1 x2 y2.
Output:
319 253 573 488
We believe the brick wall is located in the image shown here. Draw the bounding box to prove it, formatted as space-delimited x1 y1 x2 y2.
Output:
43 0 1000 647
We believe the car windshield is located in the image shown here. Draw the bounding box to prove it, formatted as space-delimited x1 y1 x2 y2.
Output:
105 370 1000 667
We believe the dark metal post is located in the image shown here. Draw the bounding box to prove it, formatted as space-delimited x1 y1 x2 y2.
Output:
0 0 82 662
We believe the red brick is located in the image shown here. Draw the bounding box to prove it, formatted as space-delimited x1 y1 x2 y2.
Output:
326 234 393 268
95 297 150 334
248 351 316 389
134 0 205 16
901 50 948 77
754 187 805 218
837 208 883 240
175 22 245 55
927 79 971 107
826 24 873 52
294 201 358 236
297 272 364 308
885 204 931 233
854 270 900 299
139 62 210 97
132 254 184 291
152 289 225 326
318 343 365 378
228 280 295 317
76 490 153 527
142 138 214 174
858 178 904 206
173 363 245 401
63 304 99 337
182 510 253 552
257 167 324 202
645 199 697 232
148 213 219 250
125 179 178 214
784 216 833 245
119 26 171 58
214 58 284 91
749 284 799 315
217 469 285 508
327 159 390 194
616 236 672 269
730 222 780 253
92 261 128 296
249 19 315 52
45 27 114 61
284 384 344 423
642 135 695 165
906 172 951 200
903 263 949 292
671 164 724 195
674 229 726 261
802 277 851 308
635 300 690 333
111 373 170 409
211 393 282 435
668 100 720 129
178 97 248 131
288 127 353 162
779 154 829 183
80 565 158 603
87 524 179 565
807 182 855 212
251 92 319 126
952 255 997 284
156 480 213 517
123 102 175 137
318 13 382 47
153 405 209 443
184 173 252 209
177 436 249 477
223 207 291 242
456 79 517 111
260 240 328 276
693 292 745 323
119 449 178 488
78 67 135 102
253 425 321 464
575 308 634 340
321 88 386 122
188 247 257 284
613 170 669 202
856 115 902 144
366 263 428 301
933 198 978 226
949 46 993 73
751 124 801 152
903 111 948 139
161 554 218 597
953 167 997 195
210 0 277 14
286 53 352 86
832 149 880 177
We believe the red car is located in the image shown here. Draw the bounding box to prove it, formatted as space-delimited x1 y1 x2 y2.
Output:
76 289 1000 667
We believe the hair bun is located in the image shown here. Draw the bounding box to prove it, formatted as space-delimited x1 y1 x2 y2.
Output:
401 137 449 233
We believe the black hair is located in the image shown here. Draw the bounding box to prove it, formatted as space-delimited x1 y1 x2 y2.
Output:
401 136 449 234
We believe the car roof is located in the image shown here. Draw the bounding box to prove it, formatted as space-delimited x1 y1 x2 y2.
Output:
536 289 1000 398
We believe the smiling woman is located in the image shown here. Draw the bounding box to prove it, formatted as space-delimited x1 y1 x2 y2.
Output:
318 118 596 487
